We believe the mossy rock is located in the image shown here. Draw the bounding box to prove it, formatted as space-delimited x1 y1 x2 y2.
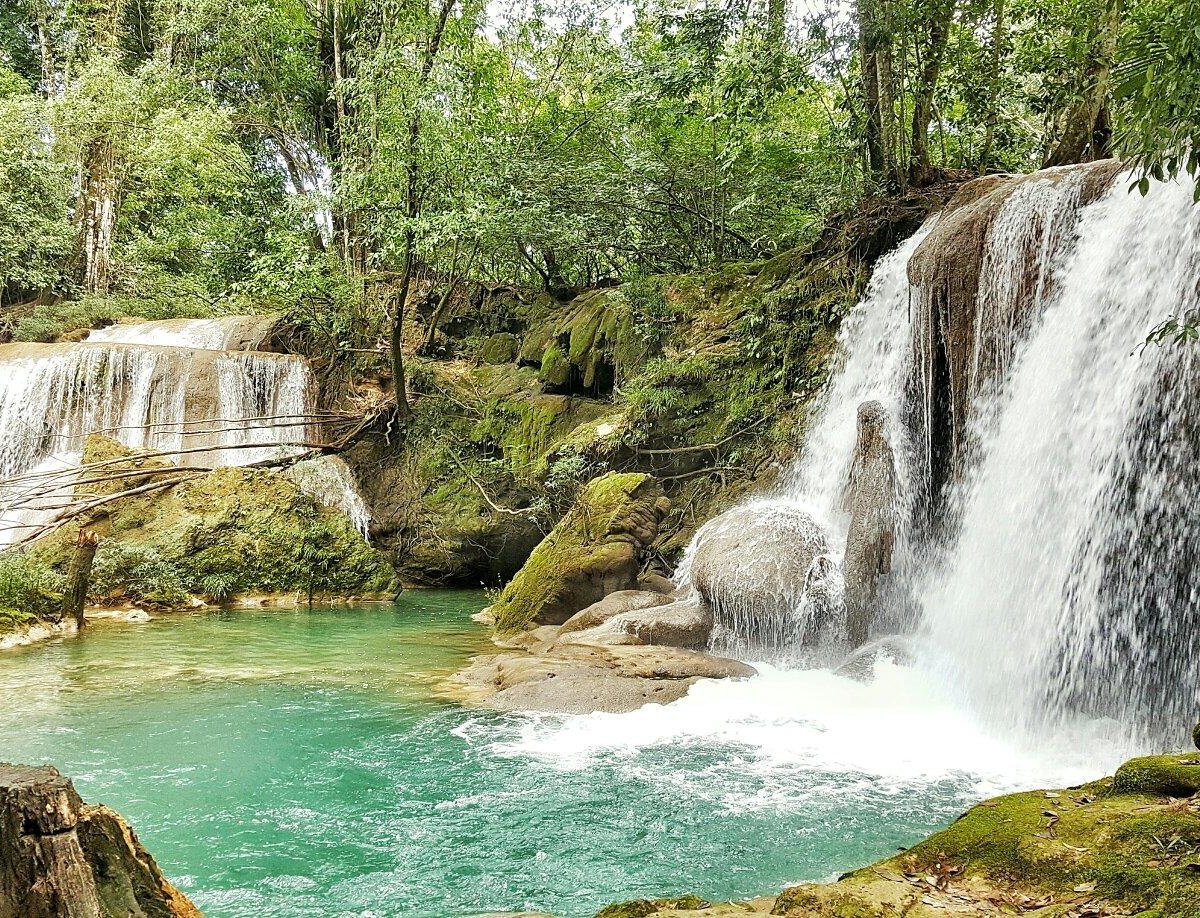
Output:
767 754 1200 917
32 442 397 605
480 332 520 365
490 472 670 632
1112 754 1200 798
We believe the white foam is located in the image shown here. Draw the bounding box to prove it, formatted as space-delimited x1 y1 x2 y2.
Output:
488 663 1127 814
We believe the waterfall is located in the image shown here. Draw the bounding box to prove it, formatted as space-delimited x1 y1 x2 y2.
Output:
676 221 934 657
917 171 1200 745
682 162 1200 748
0 320 372 548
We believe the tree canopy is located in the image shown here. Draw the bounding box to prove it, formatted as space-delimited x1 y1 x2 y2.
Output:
0 0 1195 391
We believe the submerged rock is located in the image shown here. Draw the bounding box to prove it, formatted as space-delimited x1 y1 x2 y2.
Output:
489 473 670 631
842 401 897 647
833 634 913 681
0 763 201 917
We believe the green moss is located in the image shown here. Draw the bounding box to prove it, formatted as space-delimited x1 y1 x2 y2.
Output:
490 471 663 632
593 895 709 917
539 344 571 387
33 463 396 606
479 332 520 364
1113 755 1200 798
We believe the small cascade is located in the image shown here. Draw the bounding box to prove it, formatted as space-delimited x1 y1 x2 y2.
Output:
675 221 934 658
0 319 370 549
285 457 373 539
86 316 277 351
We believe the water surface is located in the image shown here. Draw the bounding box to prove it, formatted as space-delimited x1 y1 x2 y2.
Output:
0 593 1101 917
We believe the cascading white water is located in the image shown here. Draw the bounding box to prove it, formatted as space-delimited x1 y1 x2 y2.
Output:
783 219 935 536
675 162 1200 751
87 316 276 351
917 171 1200 746
675 221 934 657
285 456 373 539
0 319 372 548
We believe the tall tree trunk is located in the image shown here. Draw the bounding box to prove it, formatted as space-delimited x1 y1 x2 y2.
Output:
81 141 121 295
1043 0 1122 167
35 9 56 96
388 0 457 423
767 0 785 47
858 0 899 188
978 0 1007 174
61 531 99 631
909 0 956 186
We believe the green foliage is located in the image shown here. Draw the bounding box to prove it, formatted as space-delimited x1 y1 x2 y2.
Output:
0 63 72 306
1115 0 1200 191
0 552 64 625
91 543 190 606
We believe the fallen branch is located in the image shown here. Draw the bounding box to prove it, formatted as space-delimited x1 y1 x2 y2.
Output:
446 451 537 519
624 414 774 456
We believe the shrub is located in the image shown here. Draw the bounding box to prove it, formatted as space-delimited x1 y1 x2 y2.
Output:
0 553 65 625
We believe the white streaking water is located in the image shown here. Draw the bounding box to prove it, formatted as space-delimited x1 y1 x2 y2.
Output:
0 320 370 547
917 170 1200 744
495 659 1131 812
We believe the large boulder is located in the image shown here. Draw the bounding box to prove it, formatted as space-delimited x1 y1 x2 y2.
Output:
490 473 670 631
684 500 840 649
0 763 201 918
842 401 896 647
33 437 397 606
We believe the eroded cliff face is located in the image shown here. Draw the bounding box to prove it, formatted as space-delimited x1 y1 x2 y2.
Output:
904 161 1123 521
0 764 201 918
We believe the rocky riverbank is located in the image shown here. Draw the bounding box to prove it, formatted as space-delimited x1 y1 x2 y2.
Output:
447 472 756 713
591 751 1200 918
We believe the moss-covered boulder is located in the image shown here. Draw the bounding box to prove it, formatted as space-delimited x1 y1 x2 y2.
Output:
33 439 397 605
490 472 670 632
480 332 520 364
593 752 1200 918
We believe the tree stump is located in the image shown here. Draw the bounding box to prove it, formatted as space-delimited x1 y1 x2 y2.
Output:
61 531 99 631
0 764 201 918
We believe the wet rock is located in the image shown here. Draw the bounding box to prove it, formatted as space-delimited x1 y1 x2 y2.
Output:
686 501 838 647
448 643 753 715
557 590 673 636
559 595 714 649
833 635 913 681
0 763 201 918
637 572 679 596
1193 722 1200 751
489 473 670 631
842 401 896 647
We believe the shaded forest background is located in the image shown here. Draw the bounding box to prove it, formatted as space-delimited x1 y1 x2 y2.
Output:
1 0 1198 407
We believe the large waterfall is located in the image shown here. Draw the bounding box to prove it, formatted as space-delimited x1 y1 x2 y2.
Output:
0 319 370 547
686 162 1200 749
